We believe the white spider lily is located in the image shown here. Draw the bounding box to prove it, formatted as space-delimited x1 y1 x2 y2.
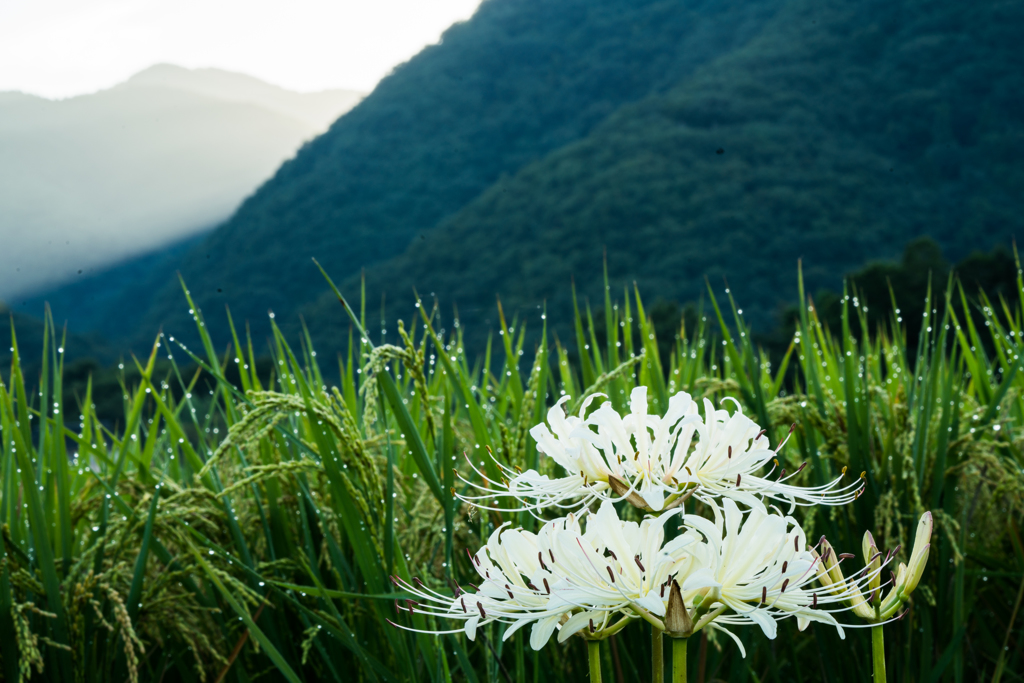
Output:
458 393 610 513
461 387 863 514
677 499 888 652
389 522 581 650
389 501 701 649
535 500 699 635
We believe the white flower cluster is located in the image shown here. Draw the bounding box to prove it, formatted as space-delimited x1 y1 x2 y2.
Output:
391 387 930 655
463 387 863 513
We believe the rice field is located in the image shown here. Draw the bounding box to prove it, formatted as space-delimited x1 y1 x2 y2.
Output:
1 262 1022 682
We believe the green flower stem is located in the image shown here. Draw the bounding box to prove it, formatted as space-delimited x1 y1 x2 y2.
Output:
652 627 664 683
672 638 687 683
589 640 602 683
871 625 886 683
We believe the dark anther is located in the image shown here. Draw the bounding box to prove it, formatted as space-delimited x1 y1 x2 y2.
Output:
736 474 742 487
394 600 400 614
794 537 800 551
461 598 467 613
527 583 538 591
606 567 616 583
607 550 617 561
761 587 767 605
782 561 788 574
728 446 732 459
413 577 425 588
549 549 556 564
796 462 807 473
635 555 646 572
812 593 818 609
406 600 415 614
756 428 767 440
839 553 855 560
781 579 790 593
505 585 514 599
477 603 487 619
589 619 596 633
538 551 547 571
543 578 551 594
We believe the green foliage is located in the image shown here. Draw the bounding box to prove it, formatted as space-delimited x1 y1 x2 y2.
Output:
2 262 1023 682
760 238 1021 359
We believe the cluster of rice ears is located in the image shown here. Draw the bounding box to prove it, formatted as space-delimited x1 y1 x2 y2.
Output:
1 260 1023 683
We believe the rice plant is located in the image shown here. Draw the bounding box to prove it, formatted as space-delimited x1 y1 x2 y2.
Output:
1 261 1022 682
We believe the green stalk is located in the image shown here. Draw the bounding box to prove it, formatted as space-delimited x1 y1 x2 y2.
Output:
652 627 664 683
871 625 886 683
672 638 687 683
589 640 602 683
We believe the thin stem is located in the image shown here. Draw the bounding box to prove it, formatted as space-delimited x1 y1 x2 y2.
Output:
589 640 602 683
672 638 687 683
871 625 886 683
652 627 663 683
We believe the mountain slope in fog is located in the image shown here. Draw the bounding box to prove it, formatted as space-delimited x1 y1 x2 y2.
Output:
0 65 362 299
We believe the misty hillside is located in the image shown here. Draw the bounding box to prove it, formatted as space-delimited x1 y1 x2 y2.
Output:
0 66 362 299
13 232 206 344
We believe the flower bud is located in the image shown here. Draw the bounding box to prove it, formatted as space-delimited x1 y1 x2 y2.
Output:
903 511 932 595
861 530 876 566
862 531 881 595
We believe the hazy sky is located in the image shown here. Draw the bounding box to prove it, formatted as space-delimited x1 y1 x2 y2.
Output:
0 0 484 98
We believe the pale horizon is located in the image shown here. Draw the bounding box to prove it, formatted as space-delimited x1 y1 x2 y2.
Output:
0 0 484 100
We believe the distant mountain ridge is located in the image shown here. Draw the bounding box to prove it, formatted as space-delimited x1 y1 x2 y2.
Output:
120 64 363 129
0 65 363 299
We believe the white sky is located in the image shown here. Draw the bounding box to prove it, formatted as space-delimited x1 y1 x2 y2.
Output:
0 0 485 98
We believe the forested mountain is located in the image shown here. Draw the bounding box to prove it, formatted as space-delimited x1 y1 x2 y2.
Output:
1 307 113 383
284 0 1022 350
136 0 789 349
